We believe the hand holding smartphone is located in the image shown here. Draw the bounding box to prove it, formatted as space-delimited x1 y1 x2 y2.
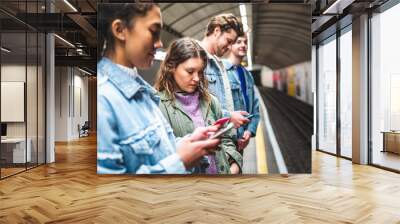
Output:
244 114 254 120
209 122 235 139
208 114 253 139
213 117 230 126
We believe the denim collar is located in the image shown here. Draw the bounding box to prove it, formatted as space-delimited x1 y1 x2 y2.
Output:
98 57 159 102
222 59 236 70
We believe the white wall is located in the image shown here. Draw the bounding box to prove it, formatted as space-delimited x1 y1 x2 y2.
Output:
1 63 46 163
1 82 25 122
72 72 89 138
1 65 40 137
55 67 89 141
1 65 26 139
55 66 68 141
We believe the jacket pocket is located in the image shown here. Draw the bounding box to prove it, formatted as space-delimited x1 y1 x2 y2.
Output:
230 82 240 90
122 128 161 155
205 74 218 97
230 82 244 110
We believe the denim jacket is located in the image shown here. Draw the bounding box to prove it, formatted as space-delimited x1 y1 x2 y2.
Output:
223 60 260 138
197 41 233 117
97 57 186 174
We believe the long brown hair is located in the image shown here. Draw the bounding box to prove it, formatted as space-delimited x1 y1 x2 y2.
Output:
154 38 210 103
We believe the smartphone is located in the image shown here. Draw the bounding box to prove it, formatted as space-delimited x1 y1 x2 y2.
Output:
213 117 230 126
209 122 235 139
244 114 254 119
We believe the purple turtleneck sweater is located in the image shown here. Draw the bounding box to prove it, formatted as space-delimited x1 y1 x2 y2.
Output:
175 91 218 174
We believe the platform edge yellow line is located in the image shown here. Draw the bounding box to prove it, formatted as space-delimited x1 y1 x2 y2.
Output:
256 123 268 174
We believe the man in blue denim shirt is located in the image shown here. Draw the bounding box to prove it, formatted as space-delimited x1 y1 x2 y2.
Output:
223 34 260 151
199 13 250 174
97 3 220 174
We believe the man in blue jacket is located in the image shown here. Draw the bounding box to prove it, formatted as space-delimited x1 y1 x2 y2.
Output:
223 33 260 151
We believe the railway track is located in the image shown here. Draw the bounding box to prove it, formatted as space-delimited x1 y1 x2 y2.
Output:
258 87 313 173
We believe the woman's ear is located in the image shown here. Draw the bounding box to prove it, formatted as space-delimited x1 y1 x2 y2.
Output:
111 19 126 42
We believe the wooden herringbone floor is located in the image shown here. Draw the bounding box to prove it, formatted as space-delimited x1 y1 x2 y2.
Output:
1 135 400 223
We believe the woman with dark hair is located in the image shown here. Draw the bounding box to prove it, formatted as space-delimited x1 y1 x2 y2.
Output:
155 38 242 174
97 3 221 174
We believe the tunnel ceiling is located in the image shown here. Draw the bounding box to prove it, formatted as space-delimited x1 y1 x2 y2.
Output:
160 3 311 70
252 4 311 70
160 3 250 42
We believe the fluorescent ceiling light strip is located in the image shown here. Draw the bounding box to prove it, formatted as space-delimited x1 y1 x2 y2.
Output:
239 4 252 68
54 34 75 48
63 0 78 12
78 67 92 76
1 47 11 53
239 4 247 17
241 16 249 32
239 4 249 32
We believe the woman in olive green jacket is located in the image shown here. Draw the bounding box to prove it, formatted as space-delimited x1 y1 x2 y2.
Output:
154 38 242 174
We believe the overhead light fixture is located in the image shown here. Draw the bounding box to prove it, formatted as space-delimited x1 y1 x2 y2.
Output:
239 4 247 17
323 0 340 14
54 34 75 48
323 0 355 15
1 47 11 53
239 4 248 32
78 67 92 76
63 0 78 12
241 16 249 33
